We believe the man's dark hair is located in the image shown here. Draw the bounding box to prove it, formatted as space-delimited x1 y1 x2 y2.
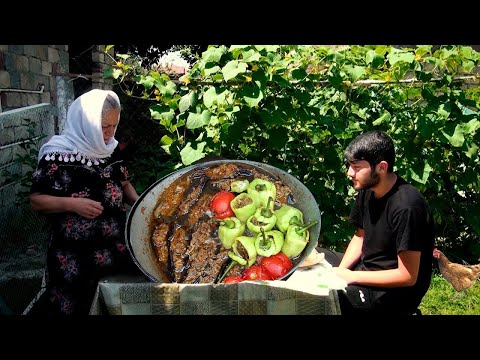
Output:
344 130 395 172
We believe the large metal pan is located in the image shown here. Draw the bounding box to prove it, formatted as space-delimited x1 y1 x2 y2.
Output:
125 159 321 283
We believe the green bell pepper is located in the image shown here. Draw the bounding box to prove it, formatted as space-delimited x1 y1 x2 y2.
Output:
230 193 257 223
255 228 284 257
274 204 304 233
281 218 318 258
228 235 257 267
246 197 277 234
230 179 250 193
247 178 276 209
218 217 245 249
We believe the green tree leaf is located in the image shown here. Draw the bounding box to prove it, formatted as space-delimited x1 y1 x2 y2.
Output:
366 50 384 69
203 47 226 63
291 68 307 80
242 49 261 62
441 124 465 147
179 92 195 113
462 60 475 72
462 118 480 135
466 143 479 159
180 142 206 165
138 75 155 90
409 160 432 184
160 135 173 146
159 81 177 96
186 110 211 129
437 103 451 119
103 68 114 79
204 64 220 76
268 127 288 150
150 107 174 122
203 86 228 108
344 65 366 82
222 60 248 81
387 50 415 66
372 111 391 125
239 83 263 108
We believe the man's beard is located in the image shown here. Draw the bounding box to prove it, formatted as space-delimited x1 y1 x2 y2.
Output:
358 169 380 190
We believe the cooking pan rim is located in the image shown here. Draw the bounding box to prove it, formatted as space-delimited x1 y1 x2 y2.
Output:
125 159 321 283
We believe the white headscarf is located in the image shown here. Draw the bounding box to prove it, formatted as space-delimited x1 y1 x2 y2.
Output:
38 89 121 165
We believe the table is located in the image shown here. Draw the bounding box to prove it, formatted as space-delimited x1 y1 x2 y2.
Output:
89 262 344 315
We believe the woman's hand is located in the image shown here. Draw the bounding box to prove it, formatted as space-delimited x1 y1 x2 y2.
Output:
30 193 103 218
72 198 104 219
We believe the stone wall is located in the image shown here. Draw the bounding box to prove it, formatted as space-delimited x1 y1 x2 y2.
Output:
0 45 68 112
92 45 115 91
0 45 114 113
0 103 55 206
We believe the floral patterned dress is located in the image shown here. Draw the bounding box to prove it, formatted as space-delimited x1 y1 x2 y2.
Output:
31 148 140 315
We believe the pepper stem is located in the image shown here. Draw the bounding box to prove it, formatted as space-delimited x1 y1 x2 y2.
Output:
259 227 271 250
213 218 235 228
260 197 274 218
255 183 267 191
289 215 304 227
218 260 237 283
223 219 235 229
295 220 319 235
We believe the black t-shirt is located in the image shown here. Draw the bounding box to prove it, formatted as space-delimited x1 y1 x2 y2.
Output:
349 176 434 305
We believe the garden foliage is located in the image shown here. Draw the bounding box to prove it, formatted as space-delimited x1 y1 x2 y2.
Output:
105 45 480 262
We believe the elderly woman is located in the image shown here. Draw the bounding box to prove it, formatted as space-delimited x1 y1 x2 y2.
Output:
30 89 141 315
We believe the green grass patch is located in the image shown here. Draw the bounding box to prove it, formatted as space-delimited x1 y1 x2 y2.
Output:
419 273 480 315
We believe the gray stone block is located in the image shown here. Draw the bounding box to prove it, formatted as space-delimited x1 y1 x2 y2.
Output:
0 147 13 167
47 47 59 63
23 45 36 58
41 92 51 104
8 45 23 54
27 93 40 106
35 46 48 61
41 61 51 76
6 93 22 108
4 53 14 72
29 57 42 74
10 73 20 88
0 127 14 145
37 75 49 91
0 70 10 88
20 73 35 90
15 55 29 73
14 125 30 142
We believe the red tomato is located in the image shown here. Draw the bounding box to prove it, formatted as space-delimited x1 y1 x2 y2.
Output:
210 191 236 219
273 252 292 268
260 253 293 280
242 265 273 281
223 275 244 284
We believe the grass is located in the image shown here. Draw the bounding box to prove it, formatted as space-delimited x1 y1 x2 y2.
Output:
419 272 480 315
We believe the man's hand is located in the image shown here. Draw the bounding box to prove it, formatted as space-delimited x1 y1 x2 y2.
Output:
333 267 356 285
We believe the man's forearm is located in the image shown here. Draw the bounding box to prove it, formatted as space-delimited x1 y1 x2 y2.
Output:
339 231 363 269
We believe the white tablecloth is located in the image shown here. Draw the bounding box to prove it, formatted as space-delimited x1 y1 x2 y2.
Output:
89 261 344 315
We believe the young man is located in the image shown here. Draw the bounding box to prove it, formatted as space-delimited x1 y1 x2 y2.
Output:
331 130 434 314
